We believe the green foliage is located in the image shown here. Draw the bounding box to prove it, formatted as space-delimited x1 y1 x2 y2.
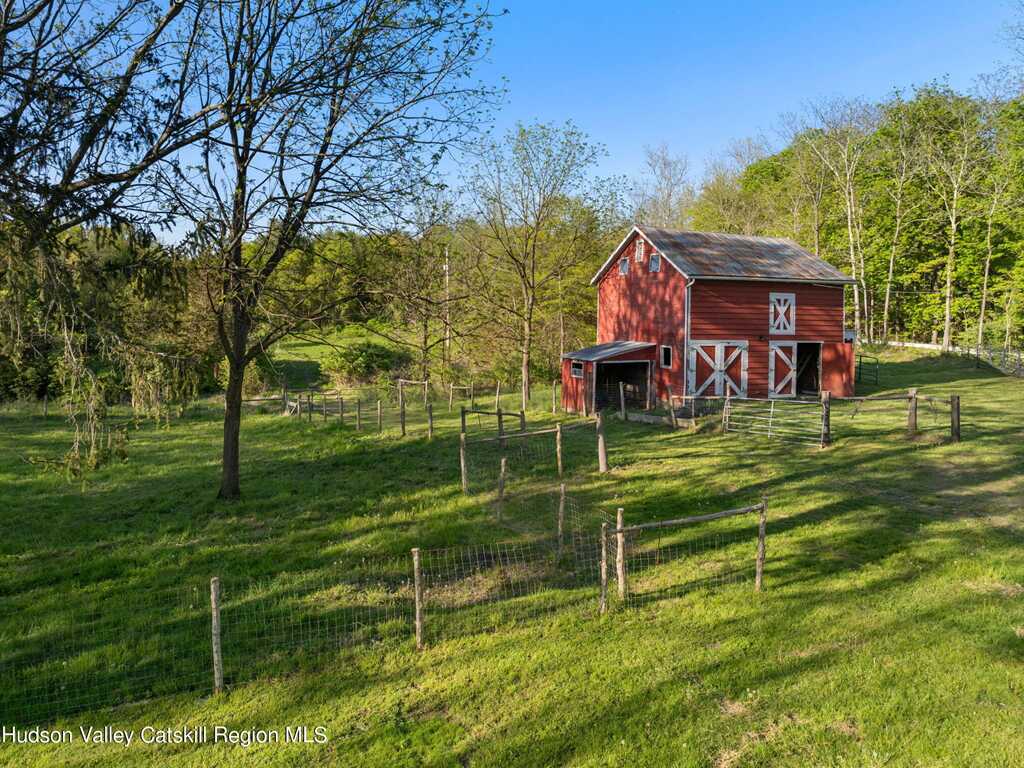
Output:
322 341 412 384
216 352 279 397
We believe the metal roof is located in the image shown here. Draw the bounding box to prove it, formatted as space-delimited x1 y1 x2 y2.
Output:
591 226 855 285
563 341 655 362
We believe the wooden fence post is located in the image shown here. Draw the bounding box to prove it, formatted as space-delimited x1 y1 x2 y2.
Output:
557 483 565 558
282 383 288 415
338 394 343 424
619 381 626 421
460 405 467 435
210 577 224 694
820 390 831 448
599 522 608 615
449 383 454 412
459 433 469 494
616 508 626 600
596 411 608 473
399 388 406 437
495 381 500 411
297 394 302 419
412 548 424 651
950 394 961 442
497 407 505 448
322 395 327 421
423 382 428 408
552 379 558 414
377 399 382 432
427 403 434 440
555 423 563 477
907 388 918 435
518 410 526 433
497 456 507 520
307 393 312 423
755 498 767 592
356 399 362 431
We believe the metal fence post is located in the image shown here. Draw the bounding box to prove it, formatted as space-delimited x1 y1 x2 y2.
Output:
555 423 563 477
820 390 831 447
210 577 224 694
599 522 608 615
755 498 767 592
619 381 626 421
596 411 608 473
399 388 406 437
497 456 507 520
412 548 424 650
907 388 918 435
615 508 626 600
950 394 961 442
557 483 566 559
459 433 469 494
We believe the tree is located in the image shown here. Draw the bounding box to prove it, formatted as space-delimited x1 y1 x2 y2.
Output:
631 144 694 228
917 86 988 351
466 122 616 410
803 98 877 341
164 0 495 499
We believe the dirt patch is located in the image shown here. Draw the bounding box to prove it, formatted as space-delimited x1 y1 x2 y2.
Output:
965 580 1024 598
831 719 861 739
713 713 801 768
719 698 749 717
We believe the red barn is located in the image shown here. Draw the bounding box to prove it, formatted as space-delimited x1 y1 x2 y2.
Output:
561 226 856 413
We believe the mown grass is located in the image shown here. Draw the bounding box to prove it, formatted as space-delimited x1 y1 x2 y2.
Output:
1 348 1023 767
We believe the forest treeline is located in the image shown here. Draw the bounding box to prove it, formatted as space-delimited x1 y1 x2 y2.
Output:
2 0 1022 495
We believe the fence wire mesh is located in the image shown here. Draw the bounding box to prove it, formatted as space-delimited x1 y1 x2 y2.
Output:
462 421 595 493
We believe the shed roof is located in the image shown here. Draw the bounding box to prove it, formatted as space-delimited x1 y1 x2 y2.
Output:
563 340 656 362
591 226 855 285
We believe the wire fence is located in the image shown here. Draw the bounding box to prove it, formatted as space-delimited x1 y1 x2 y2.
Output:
2 490 768 726
975 344 1024 377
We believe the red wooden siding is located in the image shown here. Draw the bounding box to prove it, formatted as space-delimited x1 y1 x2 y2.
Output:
689 280 850 398
821 342 855 397
561 358 591 413
595 232 687 400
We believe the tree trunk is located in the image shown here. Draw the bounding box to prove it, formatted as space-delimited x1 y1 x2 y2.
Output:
843 187 861 340
218 357 245 500
941 235 955 352
521 309 532 412
882 206 902 342
977 215 994 350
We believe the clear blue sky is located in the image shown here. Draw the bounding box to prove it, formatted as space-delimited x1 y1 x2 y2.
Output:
473 0 1015 180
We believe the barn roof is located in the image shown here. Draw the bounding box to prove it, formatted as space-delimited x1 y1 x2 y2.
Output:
591 226 855 286
562 341 655 362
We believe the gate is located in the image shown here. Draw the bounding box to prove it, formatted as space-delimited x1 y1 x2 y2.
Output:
722 397 825 447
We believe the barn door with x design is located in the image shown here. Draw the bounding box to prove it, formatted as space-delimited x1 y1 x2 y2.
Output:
688 341 748 397
768 341 797 398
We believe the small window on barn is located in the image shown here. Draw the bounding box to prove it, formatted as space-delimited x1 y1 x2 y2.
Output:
660 345 673 369
649 252 661 273
769 292 796 335
618 258 629 275
634 239 645 262
570 361 584 379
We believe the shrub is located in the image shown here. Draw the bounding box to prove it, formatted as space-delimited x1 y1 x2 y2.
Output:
322 341 411 384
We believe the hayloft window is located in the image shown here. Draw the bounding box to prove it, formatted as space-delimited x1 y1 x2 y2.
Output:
769 292 796 334
570 361 584 379
618 258 629 275
649 252 661 272
660 345 673 369
634 239 644 262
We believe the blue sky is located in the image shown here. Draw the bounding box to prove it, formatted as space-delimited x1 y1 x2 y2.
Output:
472 0 1015 180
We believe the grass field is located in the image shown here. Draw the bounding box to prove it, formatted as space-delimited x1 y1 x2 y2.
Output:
1 347 1023 767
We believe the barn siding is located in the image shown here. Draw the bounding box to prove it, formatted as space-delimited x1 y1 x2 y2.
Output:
596 232 687 400
561 358 591 413
689 280 850 398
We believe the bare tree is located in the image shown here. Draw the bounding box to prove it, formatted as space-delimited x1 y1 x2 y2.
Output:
466 122 614 411
875 94 922 342
803 98 877 341
165 0 494 499
918 86 987 352
632 143 694 228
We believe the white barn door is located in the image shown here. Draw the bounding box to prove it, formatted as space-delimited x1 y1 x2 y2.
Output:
688 341 748 397
768 341 797 398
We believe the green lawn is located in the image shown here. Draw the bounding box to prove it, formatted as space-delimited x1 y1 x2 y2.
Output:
1 348 1023 767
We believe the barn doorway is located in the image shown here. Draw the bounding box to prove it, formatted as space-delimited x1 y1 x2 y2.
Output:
595 362 649 411
796 343 821 396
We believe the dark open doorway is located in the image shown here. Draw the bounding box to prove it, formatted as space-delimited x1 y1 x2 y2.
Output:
595 362 649 411
796 343 821 396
